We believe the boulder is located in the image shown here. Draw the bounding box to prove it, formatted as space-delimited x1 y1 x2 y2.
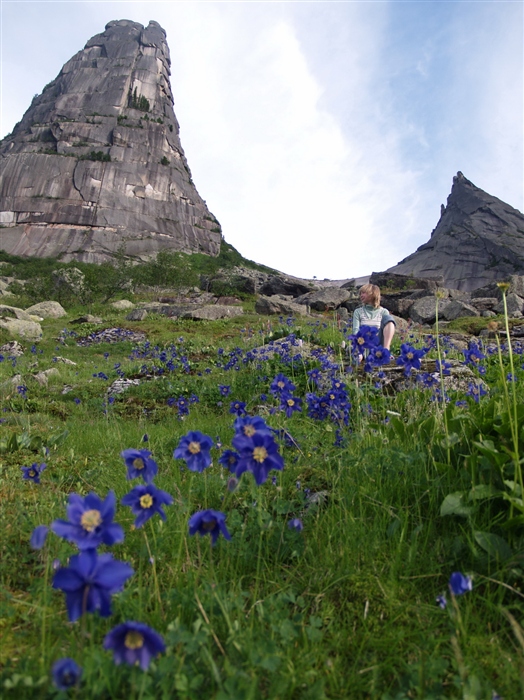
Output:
52 268 85 296
0 304 37 322
111 299 135 310
493 293 524 317
126 308 148 321
294 288 351 311
255 295 308 316
180 305 244 321
259 275 314 297
369 271 444 291
25 301 67 318
0 318 42 341
440 300 480 321
33 367 60 386
468 297 498 312
409 297 450 325
0 340 25 356
70 314 103 324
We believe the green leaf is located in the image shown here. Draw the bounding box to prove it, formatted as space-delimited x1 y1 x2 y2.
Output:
474 531 513 560
468 484 501 501
440 492 473 517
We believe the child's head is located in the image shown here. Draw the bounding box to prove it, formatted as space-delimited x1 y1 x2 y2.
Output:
359 283 380 308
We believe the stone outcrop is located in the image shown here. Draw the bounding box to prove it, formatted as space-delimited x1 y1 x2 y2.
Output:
0 20 221 263
25 301 67 318
386 172 524 291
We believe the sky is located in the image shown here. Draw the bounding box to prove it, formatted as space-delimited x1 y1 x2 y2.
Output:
0 0 522 280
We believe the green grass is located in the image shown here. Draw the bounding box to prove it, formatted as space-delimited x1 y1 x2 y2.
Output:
0 306 523 699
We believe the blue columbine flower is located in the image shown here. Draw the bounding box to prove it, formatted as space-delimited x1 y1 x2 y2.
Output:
103 621 165 670
121 448 158 483
52 658 82 690
52 549 134 622
21 463 46 484
219 384 231 397
218 449 240 473
466 382 488 403
229 400 247 416
173 431 213 472
30 525 49 550
121 483 173 528
270 373 296 397
233 415 272 439
232 431 284 485
396 343 427 375
279 393 302 418
449 571 472 596
51 491 124 550
188 509 232 545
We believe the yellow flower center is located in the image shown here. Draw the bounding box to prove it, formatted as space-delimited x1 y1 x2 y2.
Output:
243 425 256 437
357 338 365 345
277 381 285 389
133 458 144 470
407 352 414 360
125 631 144 650
253 446 268 463
188 441 201 454
29 469 36 477
140 494 153 509
287 399 295 407
80 509 102 532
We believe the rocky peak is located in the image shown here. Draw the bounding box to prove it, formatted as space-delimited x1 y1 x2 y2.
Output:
386 172 524 291
0 20 221 263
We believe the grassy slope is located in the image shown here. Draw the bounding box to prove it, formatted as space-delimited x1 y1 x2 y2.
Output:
0 302 522 699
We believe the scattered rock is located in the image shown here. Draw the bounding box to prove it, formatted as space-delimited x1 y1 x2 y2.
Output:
295 288 351 311
76 328 146 346
25 301 67 318
255 295 308 316
70 315 104 324
0 318 42 341
127 308 149 321
33 368 60 386
440 300 480 321
180 305 244 321
111 300 135 311
0 340 25 356
493 293 524 317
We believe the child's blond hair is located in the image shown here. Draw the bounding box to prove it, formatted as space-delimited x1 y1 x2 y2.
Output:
360 283 381 308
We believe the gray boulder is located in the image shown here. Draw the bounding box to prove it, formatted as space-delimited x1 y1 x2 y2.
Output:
126 308 148 321
0 304 37 321
0 318 42 341
493 293 524 317
111 299 135 310
369 271 444 291
409 297 450 324
259 275 315 297
255 295 308 316
440 300 480 321
25 301 67 318
180 305 244 321
52 268 85 296
295 288 351 311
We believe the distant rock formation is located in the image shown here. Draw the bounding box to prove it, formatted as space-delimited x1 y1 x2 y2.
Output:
0 20 221 263
386 172 524 291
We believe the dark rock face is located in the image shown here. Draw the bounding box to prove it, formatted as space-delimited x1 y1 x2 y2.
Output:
0 20 221 263
386 172 524 292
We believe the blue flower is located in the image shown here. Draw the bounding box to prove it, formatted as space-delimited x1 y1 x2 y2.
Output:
219 384 231 397
449 571 472 596
270 373 296 397
21 462 46 484
233 415 272 439
121 483 173 528
466 382 488 403
30 525 49 550
103 621 165 670
173 431 213 472
232 432 284 485
229 400 247 416
396 344 427 375
121 448 158 483
279 393 302 418
218 449 240 473
436 594 447 609
188 509 232 545
348 326 379 354
52 549 134 622
51 491 124 550
288 518 303 531
52 658 82 690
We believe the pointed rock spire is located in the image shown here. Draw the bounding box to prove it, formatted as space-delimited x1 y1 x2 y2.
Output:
386 172 524 291
0 20 221 263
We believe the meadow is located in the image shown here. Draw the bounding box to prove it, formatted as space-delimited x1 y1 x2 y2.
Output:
0 289 523 699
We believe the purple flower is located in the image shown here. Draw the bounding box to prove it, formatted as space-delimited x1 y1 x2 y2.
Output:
219 384 231 397
52 658 82 690
30 525 49 550
348 326 379 354
436 594 447 609
120 448 158 483
103 621 165 670
52 549 134 622
288 518 303 531
121 483 173 528
188 509 232 545
232 432 284 485
173 431 213 472
51 491 124 550
21 462 46 484
449 572 472 596
466 382 488 403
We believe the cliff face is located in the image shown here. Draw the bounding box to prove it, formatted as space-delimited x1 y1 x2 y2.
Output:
0 19 221 263
386 172 524 291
